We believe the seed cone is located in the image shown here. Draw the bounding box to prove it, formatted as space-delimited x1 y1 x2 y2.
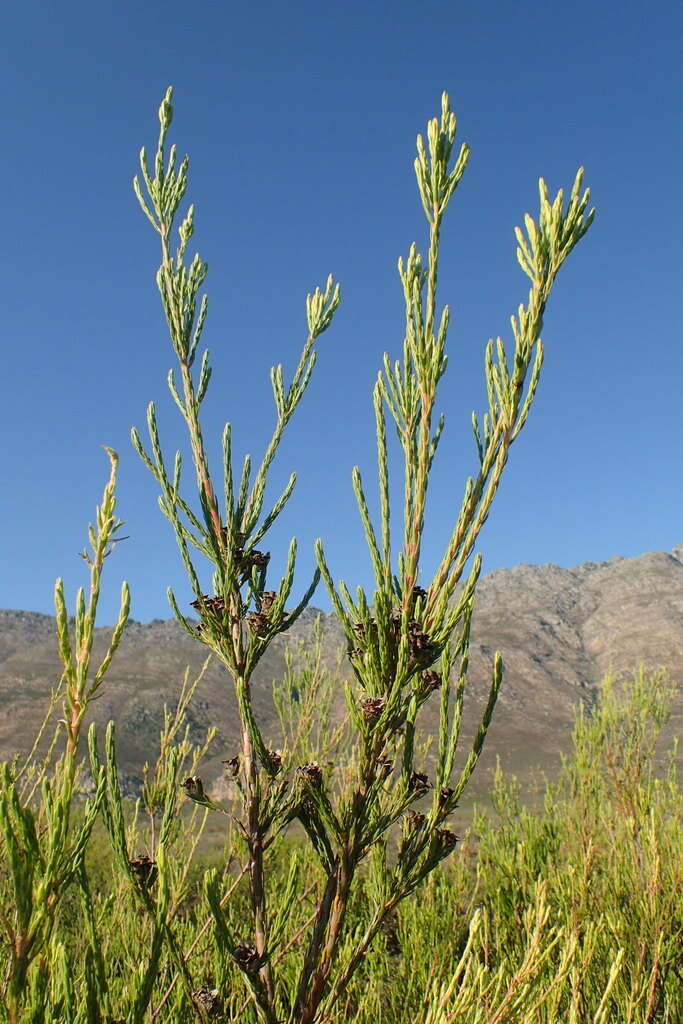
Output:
222 755 240 777
360 695 386 723
297 762 323 787
232 943 263 973
408 772 430 796
129 855 157 889
247 611 270 636
192 986 223 1017
181 776 205 801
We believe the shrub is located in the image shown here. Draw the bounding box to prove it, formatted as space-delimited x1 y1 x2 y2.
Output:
0 88 595 1023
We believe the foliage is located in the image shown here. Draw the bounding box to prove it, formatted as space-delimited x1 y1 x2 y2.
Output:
0 451 129 1023
420 665 682 1024
0 88 602 1022
1 654 680 1021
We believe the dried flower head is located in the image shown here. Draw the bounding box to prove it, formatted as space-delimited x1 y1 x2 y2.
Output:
404 810 426 832
411 586 427 603
436 827 459 856
408 772 430 796
352 621 366 641
297 762 323 787
241 548 270 573
375 757 393 779
349 646 364 663
247 611 270 636
249 549 270 569
232 546 271 582
360 695 386 723
232 943 263 974
407 628 439 667
219 530 242 560
192 987 223 1017
129 855 158 889
190 594 225 616
266 749 283 775
257 590 277 612
222 756 240 778
420 669 441 696
438 786 455 807
181 776 205 801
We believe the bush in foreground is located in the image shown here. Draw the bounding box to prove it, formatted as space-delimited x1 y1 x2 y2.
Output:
0 88 604 1022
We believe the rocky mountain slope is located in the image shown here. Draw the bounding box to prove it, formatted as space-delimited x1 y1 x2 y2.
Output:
1 546 681 803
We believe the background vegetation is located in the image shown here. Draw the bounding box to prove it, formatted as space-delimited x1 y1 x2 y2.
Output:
1 628 680 1021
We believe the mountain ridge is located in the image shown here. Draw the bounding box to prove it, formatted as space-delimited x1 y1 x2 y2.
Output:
2 544 681 802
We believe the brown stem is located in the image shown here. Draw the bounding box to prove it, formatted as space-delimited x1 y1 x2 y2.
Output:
228 587 275 1012
294 761 375 1024
299 867 354 1024
292 860 345 1024
235 884 318 1019
322 898 399 1016
244 720 276 1013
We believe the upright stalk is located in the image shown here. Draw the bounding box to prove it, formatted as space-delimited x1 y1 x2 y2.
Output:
133 87 593 1024
0 450 129 1022
133 87 340 1022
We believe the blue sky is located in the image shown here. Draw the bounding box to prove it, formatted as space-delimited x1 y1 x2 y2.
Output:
1 1 681 626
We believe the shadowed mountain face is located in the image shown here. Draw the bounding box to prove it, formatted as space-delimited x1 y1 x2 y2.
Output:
1 546 681 803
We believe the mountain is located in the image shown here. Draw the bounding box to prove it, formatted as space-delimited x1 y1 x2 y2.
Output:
1 546 681 805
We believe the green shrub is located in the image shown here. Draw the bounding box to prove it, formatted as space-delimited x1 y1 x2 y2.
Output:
0 87 599 1023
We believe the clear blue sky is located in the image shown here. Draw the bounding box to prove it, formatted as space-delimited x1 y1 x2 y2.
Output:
2 1 681 626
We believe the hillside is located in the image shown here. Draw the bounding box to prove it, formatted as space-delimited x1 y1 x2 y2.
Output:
1 545 681 803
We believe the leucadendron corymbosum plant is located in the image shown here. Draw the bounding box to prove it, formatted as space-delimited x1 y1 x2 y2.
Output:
0 450 240 1024
0 450 129 1024
129 87 594 1024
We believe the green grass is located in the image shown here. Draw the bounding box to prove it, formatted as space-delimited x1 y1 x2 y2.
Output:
2 662 679 1022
